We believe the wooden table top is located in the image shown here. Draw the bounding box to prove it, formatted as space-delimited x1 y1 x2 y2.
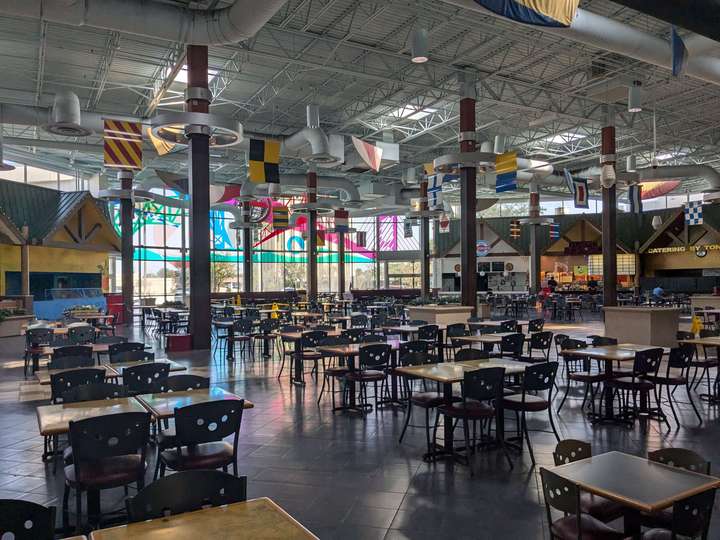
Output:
89 497 318 540
680 337 720 347
317 338 404 357
104 359 187 375
135 387 254 420
552 451 720 513
560 343 656 362
37 397 147 436
36 365 113 386
472 320 530 327
291 311 323 319
42 343 111 355
395 359 526 384
455 332 515 344
383 324 447 333
75 314 114 321
61 536 88 540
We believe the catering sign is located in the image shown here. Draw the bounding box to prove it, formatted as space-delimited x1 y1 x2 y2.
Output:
646 244 720 254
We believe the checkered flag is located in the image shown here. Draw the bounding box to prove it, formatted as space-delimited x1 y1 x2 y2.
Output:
685 201 703 225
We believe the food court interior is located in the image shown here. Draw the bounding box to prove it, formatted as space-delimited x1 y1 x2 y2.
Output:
2 1 720 539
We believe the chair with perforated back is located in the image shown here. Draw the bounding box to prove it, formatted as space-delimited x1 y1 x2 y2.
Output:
251 318 279 358
406 319 427 326
296 330 327 382
539 468 626 540
358 333 386 343
53 345 93 361
554 333 569 361
24 327 54 376
528 318 545 332
126 470 247 522
438 367 512 474
61 383 128 404
317 336 351 408
50 369 105 404
346 343 391 410
158 399 245 478
95 335 127 345
523 331 553 363
48 355 95 371
500 320 517 332
370 313 387 330
63 411 151 530
642 450 713 535
393 340 431 390
67 325 95 345
445 323 468 359
122 362 170 395
644 344 703 428
418 325 438 351
277 325 303 379
552 440 625 523
229 318 254 359
341 328 366 344
0 499 56 540
490 332 524 360
641 489 716 540
108 342 145 363
351 314 368 328
558 338 604 415
454 348 489 362
606 348 665 425
165 375 210 392
502 362 560 465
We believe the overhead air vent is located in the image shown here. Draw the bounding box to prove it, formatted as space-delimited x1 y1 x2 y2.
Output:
44 91 91 137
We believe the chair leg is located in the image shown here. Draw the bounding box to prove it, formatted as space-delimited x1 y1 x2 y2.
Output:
75 489 82 533
462 418 473 477
62 485 70 531
547 406 560 442
558 379 571 411
521 412 535 465
424 407 433 456
399 399 413 444
686 383 703 427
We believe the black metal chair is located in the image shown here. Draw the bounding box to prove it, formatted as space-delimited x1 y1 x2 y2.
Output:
341 328 365 344
351 314 368 328
552 440 625 523
165 374 210 391
317 336 351 408
539 468 626 540
523 331 553 363
346 343 391 410
553 333 569 360
445 323 468 359
61 382 128 403
0 499 56 540
50 368 105 404
251 318 279 357
95 335 127 344
358 333 386 343
108 342 146 363
24 327 54 375
690 328 719 391
277 325 303 379
52 345 93 361
499 320 517 332
229 318 254 359
48 354 95 371
491 333 525 360
437 367 512 474
454 348 489 362
63 411 151 530
641 489 716 540
67 325 95 345
158 400 245 478
558 339 604 416
605 348 665 426
643 344 703 428
528 318 545 332
126 470 247 522
123 362 170 395
502 362 560 465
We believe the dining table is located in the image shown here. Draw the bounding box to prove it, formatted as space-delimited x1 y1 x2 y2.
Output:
88 497 318 539
382 324 446 362
135 386 254 420
279 329 341 386
395 358 526 461
551 451 720 538
560 343 657 423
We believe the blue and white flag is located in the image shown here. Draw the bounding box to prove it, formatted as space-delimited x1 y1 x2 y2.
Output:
671 26 688 77
685 201 703 225
474 0 580 27
428 190 443 209
427 174 443 193
628 184 643 214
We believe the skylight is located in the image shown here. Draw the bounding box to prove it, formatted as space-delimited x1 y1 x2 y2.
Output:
655 151 688 161
389 105 437 121
543 132 587 144
170 65 219 85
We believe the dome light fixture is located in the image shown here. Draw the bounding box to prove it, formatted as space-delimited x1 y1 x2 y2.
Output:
628 81 642 113
410 27 429 64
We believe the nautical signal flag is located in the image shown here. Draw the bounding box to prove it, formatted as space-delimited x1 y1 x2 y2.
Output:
573 178 589 209
423 163 434 176
671 26 687 77
248 139 280 184
272 206 289 230
685 201 703 225
352 136 383 172
510 219 521 239
439 214 450 234
549 222 560 240
104 120 142 170
335 209 349 233
316 232 325 247
495 151 518 193
404 219 413 238
474 0 580 27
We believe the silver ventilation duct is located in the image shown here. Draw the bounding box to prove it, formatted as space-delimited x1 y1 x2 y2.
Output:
0 0 287 46
46 90 90 137
441 0 720 87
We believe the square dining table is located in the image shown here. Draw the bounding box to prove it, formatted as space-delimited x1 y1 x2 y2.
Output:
135 386 254 420
395 359 526 461
89 497 318 540
36 397 148 437
552 451 720 537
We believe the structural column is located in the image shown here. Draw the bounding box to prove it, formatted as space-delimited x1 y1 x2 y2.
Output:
20 225 30 296
119 170 134 325
186 44 211 349
306 167 318 302
337 211 346 295
459 76 477 313
528 184 541 293
242 201 253 293
419 178 431 300
601 117 618 308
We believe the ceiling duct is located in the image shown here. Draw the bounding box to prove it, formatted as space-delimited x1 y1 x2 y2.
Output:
0 0 287 46
441 0 720 87
45 90 91 137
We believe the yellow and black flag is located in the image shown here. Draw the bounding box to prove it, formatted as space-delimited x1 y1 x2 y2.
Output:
248 138 280 184
273 206 289 231
104 120 143 170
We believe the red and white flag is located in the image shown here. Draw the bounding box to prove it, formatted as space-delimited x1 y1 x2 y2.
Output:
352 136 383 172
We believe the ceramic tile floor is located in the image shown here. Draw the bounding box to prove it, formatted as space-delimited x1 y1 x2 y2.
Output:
1 317 720 539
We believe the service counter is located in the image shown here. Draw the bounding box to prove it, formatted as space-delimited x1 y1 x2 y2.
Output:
603 306 680 348
406 305 475 326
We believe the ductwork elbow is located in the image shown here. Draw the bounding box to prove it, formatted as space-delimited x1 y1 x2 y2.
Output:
282 126 338 165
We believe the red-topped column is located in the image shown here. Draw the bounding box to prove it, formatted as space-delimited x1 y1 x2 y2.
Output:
119 169 134 325
419 178 431 300
601 114 617 308
459 76 477 314
306 168 318 302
